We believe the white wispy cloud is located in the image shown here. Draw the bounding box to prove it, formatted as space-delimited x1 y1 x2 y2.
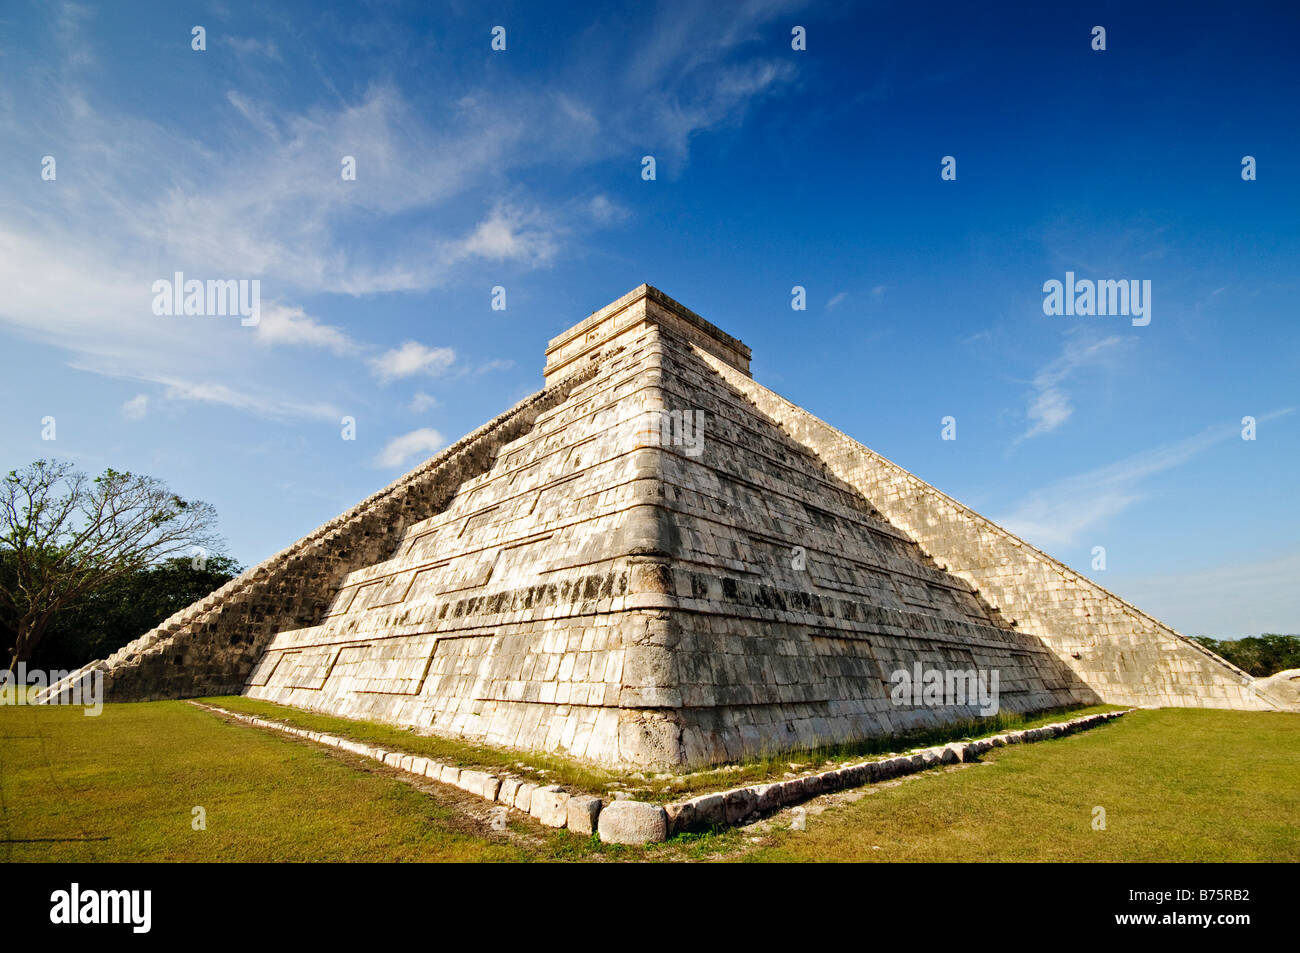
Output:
367 341 456 384
998 409 1295 546
445 204 560 267
1116 548 1300 638
458 358 515 378
121 394 149 420
408 392 437 413
622 0 801 161
254 304 355 355
374 428 446 469
0 3 803 426
73 361 343 422
225 36 281 60
1015 333 1130 444
153 376 342 422
587 194 628 225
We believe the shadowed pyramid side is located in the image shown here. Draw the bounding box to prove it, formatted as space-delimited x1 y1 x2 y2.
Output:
691 337 1286 714
606 320 1099 766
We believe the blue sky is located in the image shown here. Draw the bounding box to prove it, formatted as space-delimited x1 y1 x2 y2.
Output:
1 1 1296 637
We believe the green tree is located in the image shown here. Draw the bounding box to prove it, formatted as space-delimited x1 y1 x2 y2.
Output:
0 460 222 670
23 554 242 671
1193 634 1300 677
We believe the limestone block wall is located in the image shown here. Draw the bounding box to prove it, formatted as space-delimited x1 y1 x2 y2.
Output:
242 323 690 766
239 323 1099 769
694 348 1280 712
44 369 595 703
624 331 1096 766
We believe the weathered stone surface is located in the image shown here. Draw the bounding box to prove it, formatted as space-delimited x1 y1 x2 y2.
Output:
723 787 758 824
754 783 783 813
697 344 1285 716
841 764 870 786
687 793 725 827
777 778 806 805
814 769 844 791
530 786 570 828
513 782 536 813
663 801 695 835
597 800 669 845
498 778 522 806
567 796 603 836
655 710 1138 837
40 363 596 709
456 770 489 798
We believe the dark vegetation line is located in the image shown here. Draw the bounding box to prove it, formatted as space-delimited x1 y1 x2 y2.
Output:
1190 635 1300 678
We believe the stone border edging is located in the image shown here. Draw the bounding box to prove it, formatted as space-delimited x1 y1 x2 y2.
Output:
191 703 614 838
191 703 1130 845
664 709 1133 836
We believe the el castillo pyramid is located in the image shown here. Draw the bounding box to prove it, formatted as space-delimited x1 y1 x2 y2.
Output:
43 285 1295 766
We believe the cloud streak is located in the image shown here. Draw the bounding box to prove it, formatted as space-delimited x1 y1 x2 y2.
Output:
374 428 446 469
368 342 457 384
1118 548 1300 638
998 409 1295 547
0 3 798 430
1014 333 1131 444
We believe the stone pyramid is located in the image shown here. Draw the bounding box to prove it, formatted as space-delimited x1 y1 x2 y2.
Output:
49 285 1291 767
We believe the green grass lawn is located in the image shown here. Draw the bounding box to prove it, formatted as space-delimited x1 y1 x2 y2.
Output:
0 700 613 862
745 708 1300 862
2 701 1295 862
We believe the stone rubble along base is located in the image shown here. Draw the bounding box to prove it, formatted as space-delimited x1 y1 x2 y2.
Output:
598 800 669 846
529 786 570 827
567 796 603 835
191 703 1130 846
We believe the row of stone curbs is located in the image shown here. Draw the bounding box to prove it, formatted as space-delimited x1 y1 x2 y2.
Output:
196 704 667 845
197 704 1129 846
664 709 1132 836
